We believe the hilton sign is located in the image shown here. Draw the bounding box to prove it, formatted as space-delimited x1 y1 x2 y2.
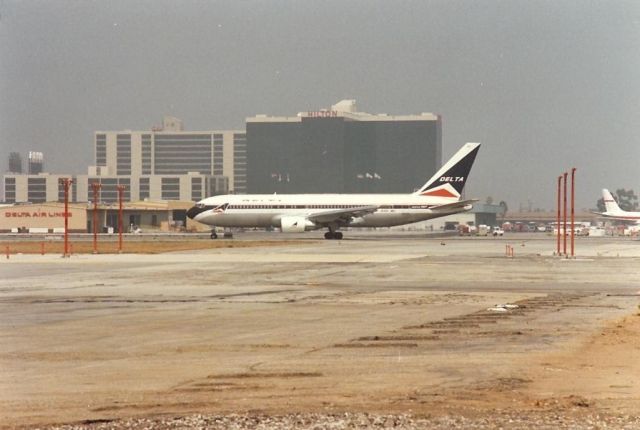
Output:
305 111 339 118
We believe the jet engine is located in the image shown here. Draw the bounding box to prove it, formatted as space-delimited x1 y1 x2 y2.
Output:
280 216 314 233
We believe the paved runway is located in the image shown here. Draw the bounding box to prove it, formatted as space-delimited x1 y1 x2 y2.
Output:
1 233 639 428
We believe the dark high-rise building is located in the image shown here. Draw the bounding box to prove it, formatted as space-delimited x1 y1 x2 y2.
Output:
8 152 22 173
246 100 442 194
27 151 44 175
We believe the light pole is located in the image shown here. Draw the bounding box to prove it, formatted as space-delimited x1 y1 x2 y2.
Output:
556 175 562 255
91 182 102 254
563 171 568 256
59 178 73 257
116 185 126 253
571 167 576 257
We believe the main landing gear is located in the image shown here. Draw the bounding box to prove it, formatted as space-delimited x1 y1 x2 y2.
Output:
210 229 233 239
324 231 343 240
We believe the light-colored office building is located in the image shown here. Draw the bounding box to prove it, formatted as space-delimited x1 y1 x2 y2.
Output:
2 173 77 204
2 117 241 204
76 172 228 204
3 172 227 204
94 117 246 194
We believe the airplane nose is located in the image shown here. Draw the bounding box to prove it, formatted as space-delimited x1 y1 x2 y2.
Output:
187 205 207 219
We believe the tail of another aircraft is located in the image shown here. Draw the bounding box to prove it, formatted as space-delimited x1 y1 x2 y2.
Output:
602 189 622 213
414 142 481 199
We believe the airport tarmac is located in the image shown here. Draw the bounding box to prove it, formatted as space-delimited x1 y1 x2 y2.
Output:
1 232 639 429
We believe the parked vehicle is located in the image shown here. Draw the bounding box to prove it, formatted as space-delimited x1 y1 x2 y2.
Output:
477 225 490 236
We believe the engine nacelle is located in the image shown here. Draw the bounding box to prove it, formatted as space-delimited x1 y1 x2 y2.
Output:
280 216 314 233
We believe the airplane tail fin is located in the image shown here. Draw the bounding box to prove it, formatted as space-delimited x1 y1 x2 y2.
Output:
413 142 480 199
602 189 622 213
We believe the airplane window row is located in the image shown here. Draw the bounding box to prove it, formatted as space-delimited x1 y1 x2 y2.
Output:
223 204 431 210
228 204 364 210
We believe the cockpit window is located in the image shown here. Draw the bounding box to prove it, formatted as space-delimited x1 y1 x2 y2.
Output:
196 203 206 208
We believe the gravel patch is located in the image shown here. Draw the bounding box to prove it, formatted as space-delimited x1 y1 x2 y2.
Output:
40 411 640 430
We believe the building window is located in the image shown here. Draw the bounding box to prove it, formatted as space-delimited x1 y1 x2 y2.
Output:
58 181 68 202
28 177 47 203
139 177 150 200
96 134 107 166
4 178 16 203
56 179 75 203
142 134 152 175
153 134 212 175
87 177 130 203
161 177 180 200
213 134 224 175
116 134 132 175
208 176 228 195
191 177 202 201
233 133 247 193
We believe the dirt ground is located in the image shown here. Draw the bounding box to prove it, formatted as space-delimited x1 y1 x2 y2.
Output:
1 234 639 428
526 311 640 413
0 239 303 255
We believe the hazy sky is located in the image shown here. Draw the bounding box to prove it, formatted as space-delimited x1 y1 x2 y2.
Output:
1 0 639 209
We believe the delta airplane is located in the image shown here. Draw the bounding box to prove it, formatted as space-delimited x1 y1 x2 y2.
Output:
593 189 640 223
187 142 481 239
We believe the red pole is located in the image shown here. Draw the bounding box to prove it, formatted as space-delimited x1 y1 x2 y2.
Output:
557 175 562 255
60 178 72 257
563 172 568 256
92 182 101 254
117 185 125 253
64 179 69 257
571 167 576 257
5 245 9 259
41 242 45 255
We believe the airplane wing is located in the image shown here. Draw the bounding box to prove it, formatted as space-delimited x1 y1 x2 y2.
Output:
430 199 478 213
307 205 379 225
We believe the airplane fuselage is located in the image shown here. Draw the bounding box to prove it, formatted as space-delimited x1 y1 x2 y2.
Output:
598 189 640 223
188 142 481 239
191 193 469 229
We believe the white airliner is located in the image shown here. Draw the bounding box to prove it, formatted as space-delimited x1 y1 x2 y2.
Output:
593 189 640 223
187 142 481 239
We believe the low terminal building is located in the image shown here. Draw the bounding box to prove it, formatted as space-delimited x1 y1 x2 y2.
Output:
0 201 195 234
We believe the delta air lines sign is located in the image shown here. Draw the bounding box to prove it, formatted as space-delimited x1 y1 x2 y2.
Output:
5 211 72 218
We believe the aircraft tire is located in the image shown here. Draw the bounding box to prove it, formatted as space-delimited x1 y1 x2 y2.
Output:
335 232 343 240
324 232 333 240
210 232 218 239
